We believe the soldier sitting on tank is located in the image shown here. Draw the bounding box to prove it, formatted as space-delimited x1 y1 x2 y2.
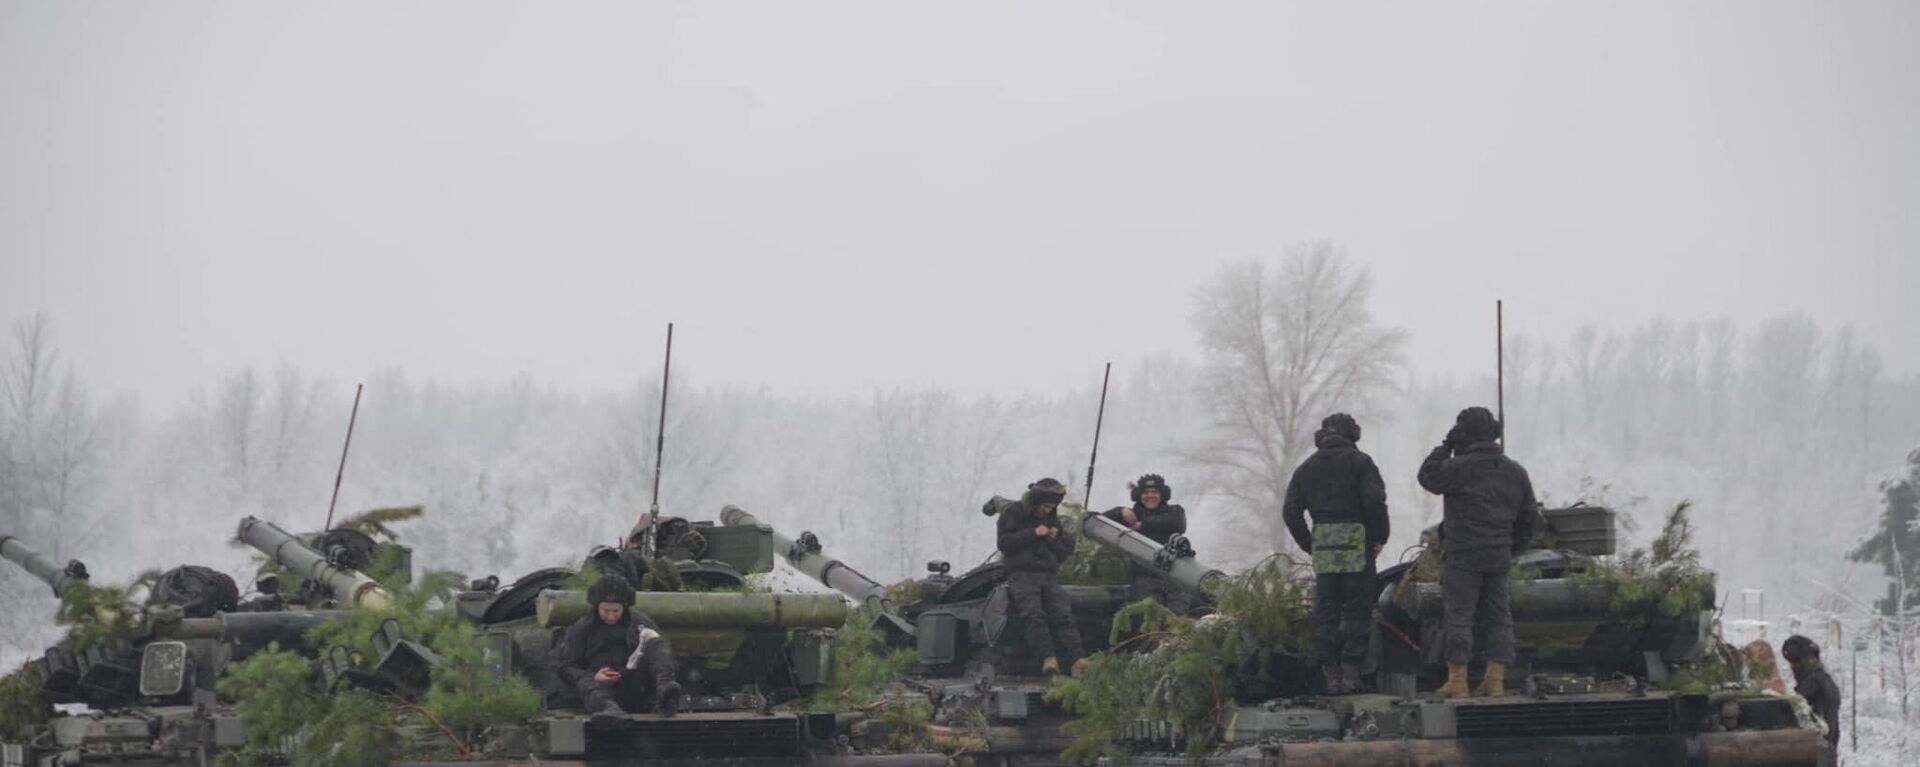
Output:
1283 413 1390 695
1782 635 1840 751
996 477 1088 676
1418 407 1539 699
555 575 685 725
1102 473 1197 613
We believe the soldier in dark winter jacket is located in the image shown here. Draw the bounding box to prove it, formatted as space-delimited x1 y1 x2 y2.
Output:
1783 635 1841 751
994 477 1086 675
1418 406 1540 699
1102 473 1196 612
1282 413 1390 694
554 575 685 725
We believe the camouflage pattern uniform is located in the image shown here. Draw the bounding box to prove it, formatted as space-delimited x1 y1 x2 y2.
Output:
994 478 1084 669
1282 414 1390 689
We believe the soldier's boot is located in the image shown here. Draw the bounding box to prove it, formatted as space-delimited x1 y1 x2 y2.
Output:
1321 664 1350 695
1041 656 1061 675
1339 660 1365 694
1474 662 1506 698
1070 658 1091 677
654 679 684 717
584 688 629 729
647 641 683 717
1436 663 1471 699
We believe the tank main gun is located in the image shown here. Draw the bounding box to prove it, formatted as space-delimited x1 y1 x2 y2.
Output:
1079 513 1226 598
237 516 392 610
719 504 916 639
0 532 91 598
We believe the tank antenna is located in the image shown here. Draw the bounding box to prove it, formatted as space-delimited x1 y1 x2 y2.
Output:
646 323 674 557
1496 300 1505 448
1083 362 1112 511
323 383 364 531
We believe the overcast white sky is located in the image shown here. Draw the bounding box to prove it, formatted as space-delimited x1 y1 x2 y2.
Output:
3 1 1915 407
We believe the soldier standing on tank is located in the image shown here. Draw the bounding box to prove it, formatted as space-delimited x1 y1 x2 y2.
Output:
1102 473 1196 613
1418 406 1539 699
1282 413 1390 695
1782 635 1841 752
995 477 1087 676
555 575 686 725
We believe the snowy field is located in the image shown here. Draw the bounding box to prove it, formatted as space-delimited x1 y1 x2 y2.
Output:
1728 617 1918 767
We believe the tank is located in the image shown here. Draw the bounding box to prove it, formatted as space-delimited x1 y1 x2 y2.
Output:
716 503 1236 765
226 512 870 763
1371 506 1715 696
1087 505 1827 767
1 531 355 766
710 499 1829 767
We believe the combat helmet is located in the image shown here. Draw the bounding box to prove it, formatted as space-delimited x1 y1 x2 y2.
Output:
1321 413 1361 442
1023 478 1068 506
1130 473 1172 502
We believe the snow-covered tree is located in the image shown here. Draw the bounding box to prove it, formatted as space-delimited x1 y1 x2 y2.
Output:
1187 242 1406 554
1852 447 1920 614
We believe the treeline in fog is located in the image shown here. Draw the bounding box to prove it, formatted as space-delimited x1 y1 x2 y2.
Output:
5 243 1915 669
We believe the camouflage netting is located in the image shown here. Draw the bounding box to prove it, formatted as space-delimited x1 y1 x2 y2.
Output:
0 665 49 743
1057 502 1132 586
53 580 142 652
803 608 935 752
217 574 544 762
1576 500 1716 619
1048 556 1314 764
217 506 542 763
805 609 916 713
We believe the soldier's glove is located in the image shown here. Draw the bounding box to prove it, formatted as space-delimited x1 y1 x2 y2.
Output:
626 627 664 670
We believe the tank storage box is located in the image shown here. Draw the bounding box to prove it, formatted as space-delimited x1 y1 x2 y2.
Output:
1543 506 1617 556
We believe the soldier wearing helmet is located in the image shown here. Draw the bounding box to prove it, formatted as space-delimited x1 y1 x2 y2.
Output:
994 477 1086 676
1102 473 1195 612
1283 413 1391 694
1782 635 1840 750
1419 406 1540 700
554 575 685 726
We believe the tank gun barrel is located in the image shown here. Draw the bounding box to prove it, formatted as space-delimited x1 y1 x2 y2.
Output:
1079 513 1225 597
237 516 391 610
159 610 353 643
0 533 90 597
719 505 915 638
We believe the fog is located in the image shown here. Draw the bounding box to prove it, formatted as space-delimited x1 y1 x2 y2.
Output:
3 2 1918 680
5 304 1916 669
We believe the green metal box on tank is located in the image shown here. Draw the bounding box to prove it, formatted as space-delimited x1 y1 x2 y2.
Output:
668 516 776 575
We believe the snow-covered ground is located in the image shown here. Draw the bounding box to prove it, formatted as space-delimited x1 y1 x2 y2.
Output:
1732 616 1919 767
